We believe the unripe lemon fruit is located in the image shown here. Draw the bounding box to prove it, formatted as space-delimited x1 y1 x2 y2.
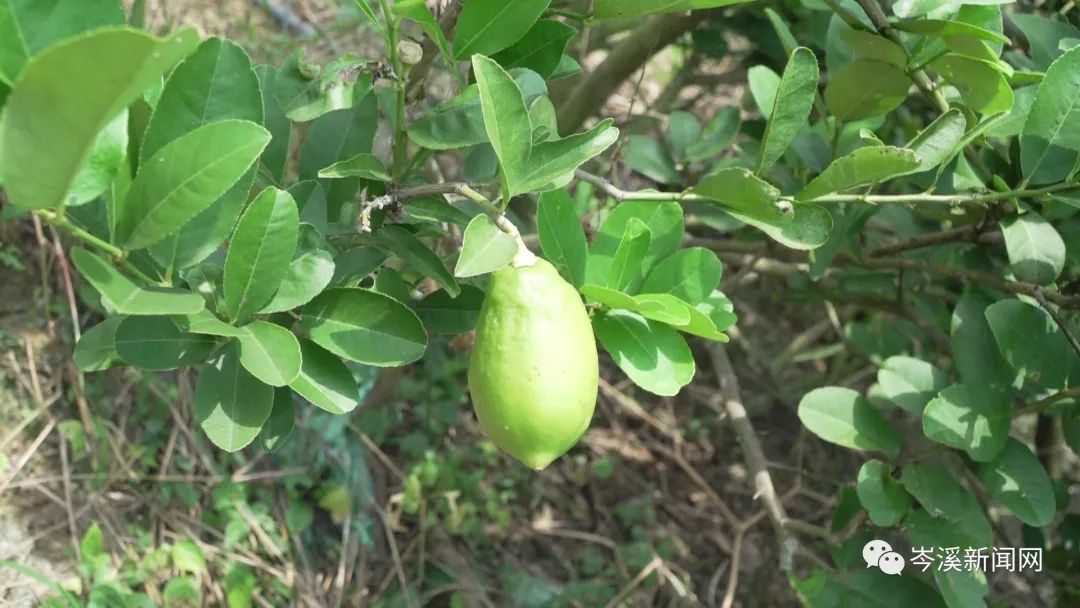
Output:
468 258 598 470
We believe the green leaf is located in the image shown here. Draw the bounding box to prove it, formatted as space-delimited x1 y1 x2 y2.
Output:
255 65 291 184
181 309 245 338
472 55 532 194
491 19 576 79
1011 12 1080 69
298 97 378 217
951 287 1015 388
272 52 374 122
627 293 692 326
116 120 271 250
607 218 651 292
258 248 335 314
375 225 460 296
841 29 907 67
455 214 518 278
877 356 949 414
453 0 550 60
70 248 205 315
757 47 819 175
593 310 695 397
900 464 992 545
922 383 1009 462
74 316 124 372
587 201 684 286
824 59 910 121
893 18 1009 45
163 577 201 607
797 386 900 458
907 108 967 173
195 343 274 452
407 68 547 151
0 0 125 82
1021 47 1080 184
80 522 104 559
537 189 588 287
985 299 1078 389
69 110 128 206
142 37 264 272
747 65 781 117
317 152 391 181
796 147 921 201
261 388 295 452
593 0 754 19
404 195 471 226
299 288 427 366
685 107 741 163
289 339 358 414
929 54 1013 115
640 248 722 306
667 111 701 162
415 286 484 334
690 167 831 249
374 268 411 303
855 459 912 526
1000 211 1066 285
0 27 199 209
979 438 1055 527
624 135 681 185
332 246 386 286
221 187 299 322
511 120 618 195
115 316 215 370
236 321 302 387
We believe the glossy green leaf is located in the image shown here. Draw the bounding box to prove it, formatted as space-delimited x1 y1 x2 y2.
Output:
289 339 359 414
258 248 335 314
624 135 681 185
142 38 264 272
607 219 651 292
641 248 722 306
757 47 819 175
331 246 386 286
951 287 1015 388
978 438 1055 527
455 214 518 278
797 386 900 458
1011 12 1080 69
841 29 907 67
593 310 695 397
405 195 472 226
877 356 949 414
593 0 754 19
70 248 205 315
115 315 215 370
374 268 412 304
691 167 782 215
0 0 125 83
512 120 618 195
797 147 921 201
453 0 550 60
824 59 910 121
1000 212 1066 285
375 225 460 296
922 383 1009 462
407 68 547 151
195 343 274 452
1022 47 1080 184
472 55 532 194
985 299 1078 389
491 19 576 79
261 388 295 452
747 65 781 117
299 288 427 366
317 152 390 181
236 321 302 387
223 187 300 322
0 27 199 209
587 201 684 286
415 286 485 334
893 19 1009 45
629 293 693 326
855 459 912 527
116 120 270 250
537 189 588 287
74 316 124 372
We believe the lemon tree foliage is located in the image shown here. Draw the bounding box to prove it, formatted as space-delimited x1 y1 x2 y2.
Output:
2 1 1080 605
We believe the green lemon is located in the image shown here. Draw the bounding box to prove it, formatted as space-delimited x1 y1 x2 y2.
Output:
468 258 598 470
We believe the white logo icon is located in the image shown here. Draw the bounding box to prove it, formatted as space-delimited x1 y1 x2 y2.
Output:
863 540 906 575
